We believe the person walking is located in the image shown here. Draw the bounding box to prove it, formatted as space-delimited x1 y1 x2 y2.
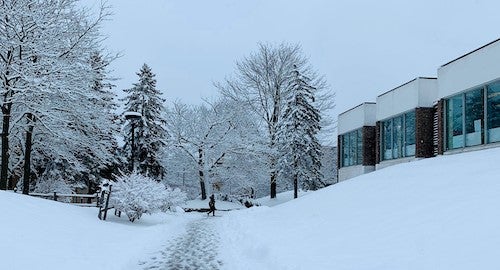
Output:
207 194 216 216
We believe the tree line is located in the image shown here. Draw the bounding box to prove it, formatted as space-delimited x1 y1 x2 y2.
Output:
0 1 336 201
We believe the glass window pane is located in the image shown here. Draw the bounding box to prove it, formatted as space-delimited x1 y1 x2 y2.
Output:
446 95 464 149
383 121 392 160
349 131 356 166
487 82 500 143
404 111 416 156
342 134 348 167
393 116 403 158
356 129 363 165
465 88 484 147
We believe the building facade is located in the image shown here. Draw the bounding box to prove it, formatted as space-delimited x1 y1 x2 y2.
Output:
337 38 500 181
337 103 376 181
375 77 437 169
437 39 500 153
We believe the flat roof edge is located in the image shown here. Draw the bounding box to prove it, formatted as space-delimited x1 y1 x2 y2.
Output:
339 102 376 117
440 38 500 68
377 77 437 97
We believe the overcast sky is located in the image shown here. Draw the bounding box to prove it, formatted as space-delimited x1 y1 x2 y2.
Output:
93 0 500 119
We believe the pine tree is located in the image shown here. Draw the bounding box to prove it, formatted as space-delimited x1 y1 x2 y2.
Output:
278 65 324 199
121 64 168 180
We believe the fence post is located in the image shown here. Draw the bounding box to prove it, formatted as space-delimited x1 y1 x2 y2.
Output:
103 185 112 221
53 192 57 201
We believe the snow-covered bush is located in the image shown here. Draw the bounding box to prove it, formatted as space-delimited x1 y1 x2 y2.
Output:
110 173 166 222
32 175 74 203
160 187 187 212
110 173 188 221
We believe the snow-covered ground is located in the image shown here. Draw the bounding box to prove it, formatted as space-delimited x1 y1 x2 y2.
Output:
220 147 500 269
0 191 195 270
2 147 500 269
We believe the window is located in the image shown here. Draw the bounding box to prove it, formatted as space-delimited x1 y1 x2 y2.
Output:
339 128 363 167
349 131 356 165
392 115 403 159
383 120 392 160
444 80 500 149
446 94 464 149
465 88 483 146
342 134 349 167
487 82 500 143
404 111 416 156
356 129 363 165
381 111 416 160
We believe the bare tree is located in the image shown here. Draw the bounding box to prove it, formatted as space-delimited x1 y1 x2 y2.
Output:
166 101 235 200
216 42 334 198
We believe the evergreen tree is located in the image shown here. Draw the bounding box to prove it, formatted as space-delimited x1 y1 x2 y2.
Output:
278 65 324 198
121 64 168 180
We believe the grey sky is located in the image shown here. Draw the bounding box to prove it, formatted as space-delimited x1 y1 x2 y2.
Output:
95 0 500 119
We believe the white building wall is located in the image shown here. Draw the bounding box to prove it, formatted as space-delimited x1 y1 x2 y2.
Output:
418 78 438 107
338 165 375 182
438 40 500 99
338 103 377 135
377 78 437 121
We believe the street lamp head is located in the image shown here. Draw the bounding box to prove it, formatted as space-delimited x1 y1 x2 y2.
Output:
124 111 142 120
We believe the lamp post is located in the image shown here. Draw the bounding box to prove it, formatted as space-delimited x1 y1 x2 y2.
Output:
124 111 142 172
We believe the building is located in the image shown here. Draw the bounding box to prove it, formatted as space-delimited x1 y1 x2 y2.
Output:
375 77 437 169
436 38 500 153
337 102 376 182
337 38 500 181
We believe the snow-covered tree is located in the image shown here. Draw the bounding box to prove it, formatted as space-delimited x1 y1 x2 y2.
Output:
165 99 268 200
121 64 168 180
277 65 323 198
217 42 334 198
166 101 234 200
0 0 115 193
32 160 74 203
110 173 186 222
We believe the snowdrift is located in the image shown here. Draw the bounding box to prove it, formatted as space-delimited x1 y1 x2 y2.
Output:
220 147 500 270
0 191 190 270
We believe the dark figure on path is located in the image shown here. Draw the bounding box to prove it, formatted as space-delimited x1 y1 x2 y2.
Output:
207 194 216 216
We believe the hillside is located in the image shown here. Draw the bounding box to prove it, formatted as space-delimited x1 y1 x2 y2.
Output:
219 147 500 269
1 147 499 269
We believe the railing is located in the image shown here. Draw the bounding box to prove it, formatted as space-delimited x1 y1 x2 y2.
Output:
29 192 100 207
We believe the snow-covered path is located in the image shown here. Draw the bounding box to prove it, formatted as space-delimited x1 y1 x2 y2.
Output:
139 216 223 270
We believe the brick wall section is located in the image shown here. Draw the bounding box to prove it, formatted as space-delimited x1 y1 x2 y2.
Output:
436 99 445 155
375 121 381 164
362 126 376 166
415 107 435 158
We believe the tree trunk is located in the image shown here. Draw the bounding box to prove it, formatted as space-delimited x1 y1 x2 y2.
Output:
293 173 298 199
293 155 298 199
269 86 280 199
22 114 34 195
0 107 10 190
200 180 206 201
198 148 207 200
270 167 277 198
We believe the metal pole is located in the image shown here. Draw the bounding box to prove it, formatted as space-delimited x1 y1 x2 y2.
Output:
130 122 135 172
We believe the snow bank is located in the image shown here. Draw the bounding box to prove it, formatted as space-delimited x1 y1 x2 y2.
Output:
255 189 312 207
183 199 243 211
220 147 500 270
0 192 192 270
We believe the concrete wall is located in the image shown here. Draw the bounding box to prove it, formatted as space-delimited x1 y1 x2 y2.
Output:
338 103 377 135
376 156 418 170
338 165 375 182
377 78 437 121
438 39 500 99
